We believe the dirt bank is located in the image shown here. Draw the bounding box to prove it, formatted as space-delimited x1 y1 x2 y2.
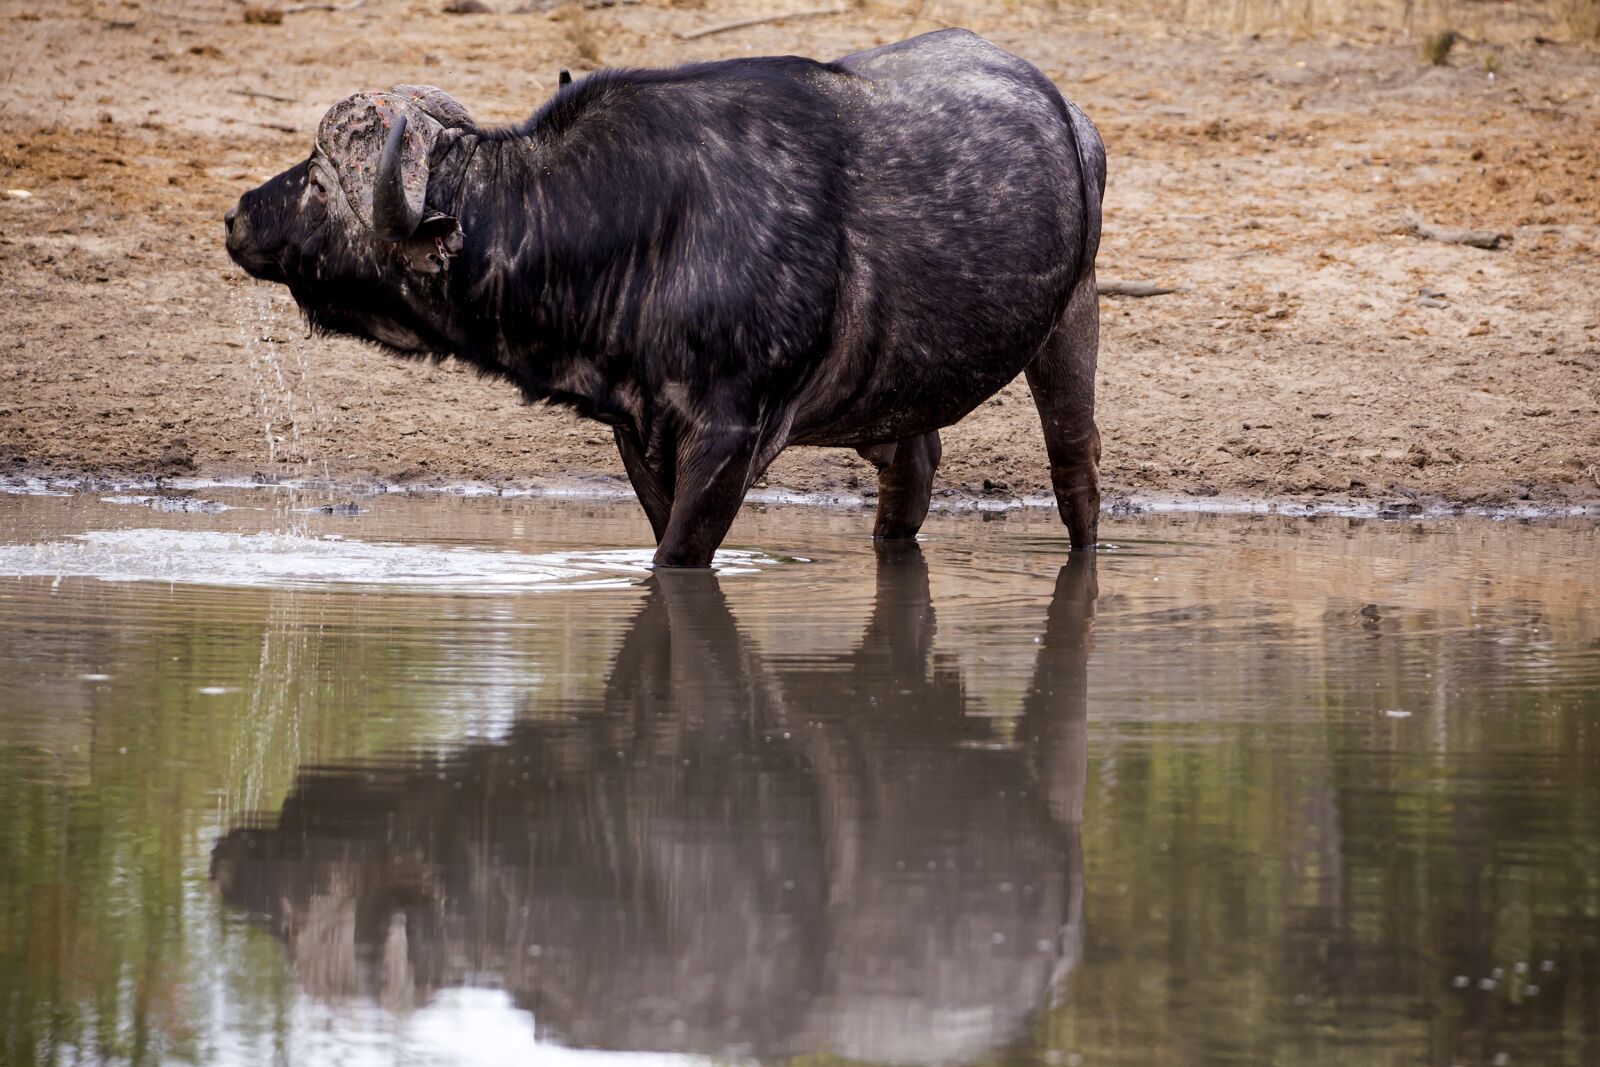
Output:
2 0 1597 513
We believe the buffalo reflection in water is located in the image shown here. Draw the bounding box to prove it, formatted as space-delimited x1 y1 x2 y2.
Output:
211 548 1096 1065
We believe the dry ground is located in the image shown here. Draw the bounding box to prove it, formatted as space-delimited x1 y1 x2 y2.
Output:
1 0 1597 512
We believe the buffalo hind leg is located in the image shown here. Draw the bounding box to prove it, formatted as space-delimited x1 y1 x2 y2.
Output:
1025 274 1101 551
614 426 674 544
654 423 780 568
857 431 941 540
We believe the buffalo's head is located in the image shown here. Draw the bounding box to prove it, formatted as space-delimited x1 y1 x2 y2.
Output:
225 85 476 353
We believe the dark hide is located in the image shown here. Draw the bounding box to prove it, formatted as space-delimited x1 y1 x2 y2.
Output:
225 29 1107 565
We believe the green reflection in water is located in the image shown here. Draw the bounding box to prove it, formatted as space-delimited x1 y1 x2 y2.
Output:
0 494 1596 1067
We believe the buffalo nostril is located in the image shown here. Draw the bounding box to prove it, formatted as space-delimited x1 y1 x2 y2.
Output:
224 205 238 235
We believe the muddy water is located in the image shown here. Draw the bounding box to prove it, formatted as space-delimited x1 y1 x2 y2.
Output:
1 490 1597 1067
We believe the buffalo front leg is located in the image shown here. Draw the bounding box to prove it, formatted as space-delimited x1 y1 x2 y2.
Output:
1025 274 1101 552
653 423 784 568
857 431 941 540
614 426 673 545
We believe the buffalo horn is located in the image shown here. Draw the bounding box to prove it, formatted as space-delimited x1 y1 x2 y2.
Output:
372 114 420 241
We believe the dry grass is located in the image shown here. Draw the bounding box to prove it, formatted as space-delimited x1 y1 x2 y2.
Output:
558 4 605 68
1558 0 1600 38
1019 0 1597 40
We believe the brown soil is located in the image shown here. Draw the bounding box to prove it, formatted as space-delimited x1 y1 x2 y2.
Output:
2 0 1598 513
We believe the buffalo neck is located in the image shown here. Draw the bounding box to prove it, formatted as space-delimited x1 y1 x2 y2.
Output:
451 133 652 426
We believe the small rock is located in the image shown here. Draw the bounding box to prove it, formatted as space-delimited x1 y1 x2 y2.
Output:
158 439 196 473
242 5 284 24
982 478 1010 493
443 0 494 11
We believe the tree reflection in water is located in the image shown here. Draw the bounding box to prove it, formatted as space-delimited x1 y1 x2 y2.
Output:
212 547 1098 1065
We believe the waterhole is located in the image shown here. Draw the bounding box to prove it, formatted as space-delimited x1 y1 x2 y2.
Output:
1 489 1596 1066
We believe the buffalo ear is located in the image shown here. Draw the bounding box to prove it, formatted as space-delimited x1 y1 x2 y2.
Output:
397 212 465 275
415 212 459 239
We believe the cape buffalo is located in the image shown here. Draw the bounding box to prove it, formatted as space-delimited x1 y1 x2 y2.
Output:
224 29 1105 566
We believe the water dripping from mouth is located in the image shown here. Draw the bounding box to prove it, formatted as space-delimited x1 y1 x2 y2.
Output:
236 285 336 530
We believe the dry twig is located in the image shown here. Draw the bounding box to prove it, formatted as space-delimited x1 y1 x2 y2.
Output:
281 0 367 13
1402 210 1505 250
1098 280 1179 297
676 6 846 41
231 88 296 103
